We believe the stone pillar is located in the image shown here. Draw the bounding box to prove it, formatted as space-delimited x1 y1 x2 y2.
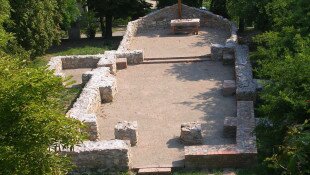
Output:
211 44 225 61
222 80 236 96
180 122 203 145
115 121 138 146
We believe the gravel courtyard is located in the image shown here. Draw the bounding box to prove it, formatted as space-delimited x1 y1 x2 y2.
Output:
129 27 230 58
98 61 236 167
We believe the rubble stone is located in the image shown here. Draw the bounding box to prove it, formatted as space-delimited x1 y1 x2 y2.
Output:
115 121 138 146
62 140 130 173
180 122 203 145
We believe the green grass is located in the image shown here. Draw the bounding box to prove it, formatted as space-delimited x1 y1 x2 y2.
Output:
32 38 121 67
59 87 82 113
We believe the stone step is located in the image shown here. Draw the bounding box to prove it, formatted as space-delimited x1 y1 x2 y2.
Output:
144 55 211 61
142 57 211 64
138 167 172 174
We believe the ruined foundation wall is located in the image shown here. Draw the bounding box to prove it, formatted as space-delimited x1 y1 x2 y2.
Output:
63 140 131 173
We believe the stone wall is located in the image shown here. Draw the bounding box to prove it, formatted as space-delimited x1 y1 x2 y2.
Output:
63 140 131 173
184 101 257 168
234 45 257 101
136 4 234 33
66 67 116 141
185 144 257 168
47 55 103 78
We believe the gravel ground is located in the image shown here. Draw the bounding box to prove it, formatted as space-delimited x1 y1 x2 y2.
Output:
98 62 236 167
129 27 230 58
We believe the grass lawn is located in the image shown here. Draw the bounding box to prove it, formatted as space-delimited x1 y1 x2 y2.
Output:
33 37 121 67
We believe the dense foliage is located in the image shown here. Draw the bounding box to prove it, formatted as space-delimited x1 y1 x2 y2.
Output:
249 0 310 174
157 0 202 8
6 0 80 57
0 1 85 174
87 0 151 38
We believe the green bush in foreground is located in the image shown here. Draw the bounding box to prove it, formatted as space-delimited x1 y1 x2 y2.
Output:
0 53 86 174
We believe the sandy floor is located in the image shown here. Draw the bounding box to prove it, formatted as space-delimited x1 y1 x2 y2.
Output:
62 68 92 87
98 62 236 167
129 27 230 58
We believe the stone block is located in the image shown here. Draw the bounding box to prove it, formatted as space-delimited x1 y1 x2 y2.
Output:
180 122 203 145
97 51 117 75
223 117 237 138
115 121 138 146
223 52 234 65
116 58 128 70
235 45 257 101
222 80 236 96
211 44 225 61
99 84 117 103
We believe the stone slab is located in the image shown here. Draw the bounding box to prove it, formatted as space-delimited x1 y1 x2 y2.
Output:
138 168 171 174
116 58 128 70
171 19 200 27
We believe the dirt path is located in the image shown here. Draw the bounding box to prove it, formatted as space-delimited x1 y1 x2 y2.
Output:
98 62 236 167
129 27 230 58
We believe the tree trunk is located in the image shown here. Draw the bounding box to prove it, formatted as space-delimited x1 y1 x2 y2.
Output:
199 0 203 7
105 14 113 38
239 16 245 33
100 17 105 38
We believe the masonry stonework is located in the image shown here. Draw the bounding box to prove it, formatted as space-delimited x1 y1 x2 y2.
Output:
115 121 138 146
63 140 131 173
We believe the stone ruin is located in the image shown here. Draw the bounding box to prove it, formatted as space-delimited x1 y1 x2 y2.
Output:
47 3 260 173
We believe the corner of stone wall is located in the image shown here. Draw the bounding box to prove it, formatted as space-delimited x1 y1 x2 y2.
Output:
66 67 116 141
47 56 65 78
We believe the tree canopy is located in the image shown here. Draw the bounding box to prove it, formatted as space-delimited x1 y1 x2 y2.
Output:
87 0 151 38
0 1 85 174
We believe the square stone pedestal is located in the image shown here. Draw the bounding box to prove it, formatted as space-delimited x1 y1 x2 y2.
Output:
180 122 203 145
115 121 138 146
222 80 236 96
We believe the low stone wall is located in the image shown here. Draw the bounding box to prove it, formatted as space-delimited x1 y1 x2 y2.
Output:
234 45 257 101
97 51 117 74
66 67 117 140
185 144 257 168
63 140 131 173
47 55 103 78
55 55 101 69
116 50 144 64
184 101 257 168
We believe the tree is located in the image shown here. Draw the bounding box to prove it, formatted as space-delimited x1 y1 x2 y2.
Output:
0 1 85 174
157 0 201 8
252 0 310 174
6 0 80 57
87 0 151 38
210 0 229 18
